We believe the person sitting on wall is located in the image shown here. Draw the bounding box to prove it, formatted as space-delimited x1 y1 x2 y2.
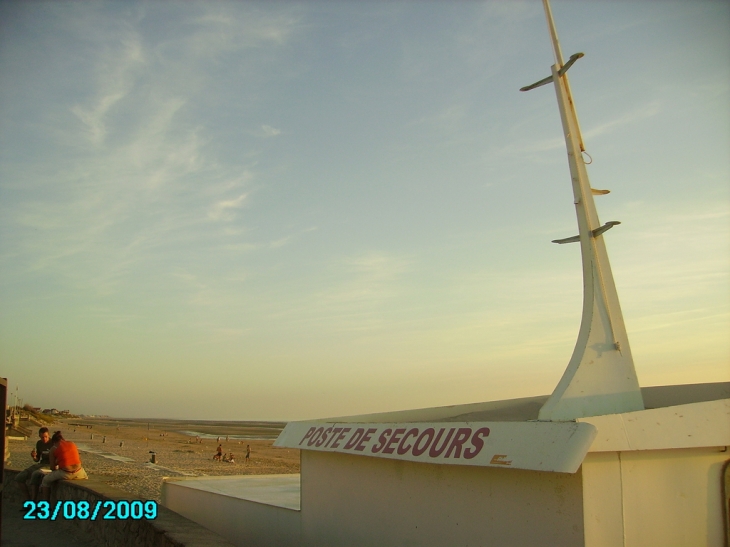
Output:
39 431 88 501
14 427 53 501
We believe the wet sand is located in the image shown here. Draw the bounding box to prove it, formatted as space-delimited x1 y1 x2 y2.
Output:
8 418 299 502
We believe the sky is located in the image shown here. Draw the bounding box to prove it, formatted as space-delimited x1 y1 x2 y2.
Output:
0 0 728 421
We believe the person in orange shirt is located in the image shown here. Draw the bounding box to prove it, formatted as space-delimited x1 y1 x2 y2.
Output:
39 431 88 500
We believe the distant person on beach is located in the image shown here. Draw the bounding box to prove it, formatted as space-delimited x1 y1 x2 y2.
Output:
14 427 52 501
245 444 250 463
228 452 235 463
40 431 88 500
214 444 223 461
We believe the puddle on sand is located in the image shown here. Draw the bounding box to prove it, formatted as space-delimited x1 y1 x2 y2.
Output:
178 431 270 440
75 444 135 463
143 463 197 476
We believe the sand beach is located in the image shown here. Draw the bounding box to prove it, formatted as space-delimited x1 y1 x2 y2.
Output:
7 418 300 502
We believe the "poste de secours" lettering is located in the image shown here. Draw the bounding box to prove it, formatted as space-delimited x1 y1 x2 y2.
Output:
298 425 491 460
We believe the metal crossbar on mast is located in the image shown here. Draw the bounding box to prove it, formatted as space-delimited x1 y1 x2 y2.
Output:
522 0 644 421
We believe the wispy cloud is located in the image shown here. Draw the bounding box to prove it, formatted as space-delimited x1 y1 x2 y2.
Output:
269 236 291 248
304 252 411 322
208 193 248 221
493 99 662 161
261 251 413 330
0 2 303 303
261 125 281 138
583 101 661 140
70 36 146 145
343 252 410 281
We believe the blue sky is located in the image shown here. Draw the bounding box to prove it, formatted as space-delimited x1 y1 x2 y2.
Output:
1 1 728 420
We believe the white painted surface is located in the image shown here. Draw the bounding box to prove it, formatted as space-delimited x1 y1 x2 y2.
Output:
162 475 301 547
536 0 643 422
581 452 624 547
163 474 300 509
275 420 597 473
160 386 730 547
578 399 730 452
300 450 585 547
582 448 729 547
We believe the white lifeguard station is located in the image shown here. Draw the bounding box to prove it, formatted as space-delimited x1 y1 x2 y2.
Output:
162 2 730 545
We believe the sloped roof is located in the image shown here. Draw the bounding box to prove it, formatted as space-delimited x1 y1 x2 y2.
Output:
322 382 730 423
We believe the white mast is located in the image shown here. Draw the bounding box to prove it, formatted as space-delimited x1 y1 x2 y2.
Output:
521 0 644 420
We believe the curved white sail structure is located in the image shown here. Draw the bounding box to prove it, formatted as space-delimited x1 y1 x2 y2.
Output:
523 0 644 421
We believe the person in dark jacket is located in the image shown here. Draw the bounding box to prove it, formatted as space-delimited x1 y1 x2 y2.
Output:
14 427 52 501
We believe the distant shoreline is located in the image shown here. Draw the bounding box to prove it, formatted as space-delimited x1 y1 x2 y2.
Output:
68 416 288 439
72 417 288 426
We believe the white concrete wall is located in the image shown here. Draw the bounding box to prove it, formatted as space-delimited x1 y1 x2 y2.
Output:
582 448 729 547
300 450 584 547
162 481 301 547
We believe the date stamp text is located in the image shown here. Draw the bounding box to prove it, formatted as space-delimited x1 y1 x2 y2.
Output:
23 500 158 520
